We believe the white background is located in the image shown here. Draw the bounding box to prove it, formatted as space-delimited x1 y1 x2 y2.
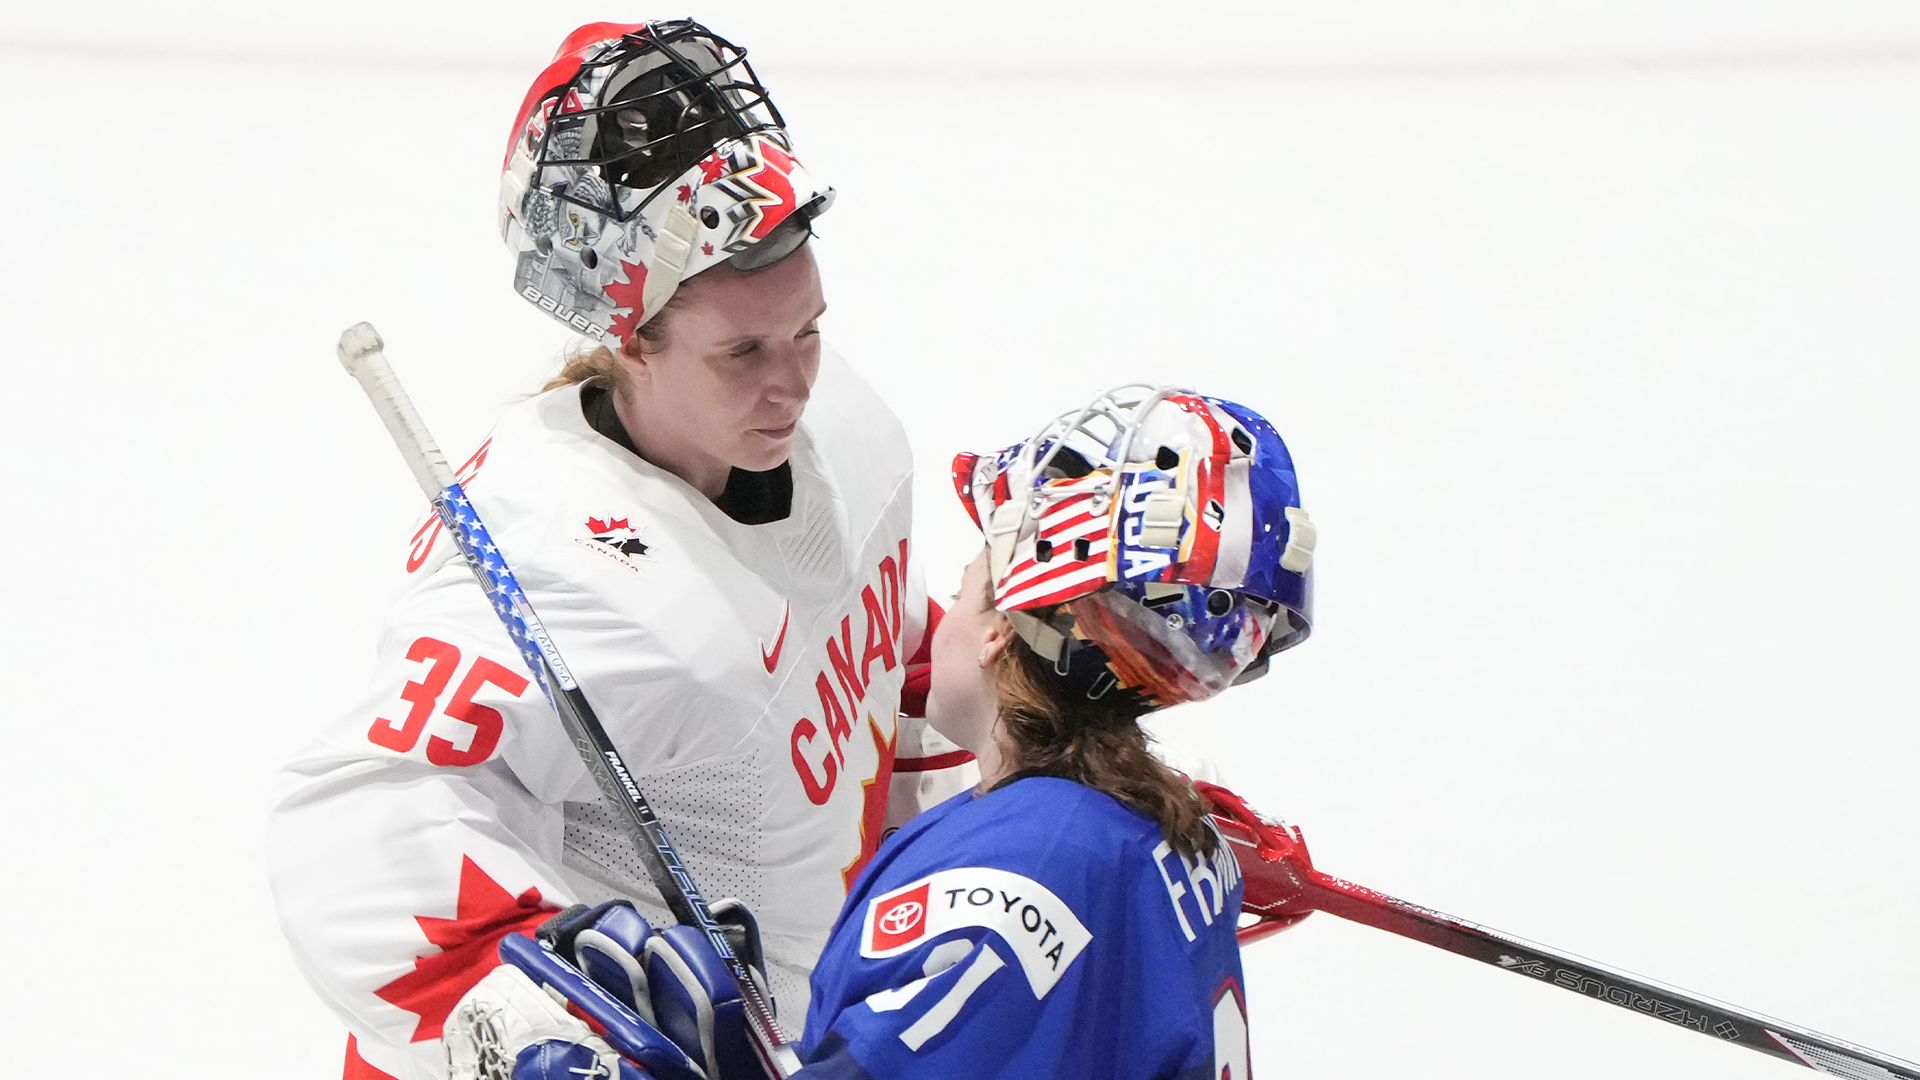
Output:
2 2 1917 1077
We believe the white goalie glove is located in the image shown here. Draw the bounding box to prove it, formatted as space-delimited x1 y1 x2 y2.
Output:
445 963 641 1080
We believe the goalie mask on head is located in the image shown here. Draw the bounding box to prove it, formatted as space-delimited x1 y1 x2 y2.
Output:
952 386 1315 710
499 19 835 344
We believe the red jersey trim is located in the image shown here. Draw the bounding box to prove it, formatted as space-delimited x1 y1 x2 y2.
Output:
893 749 976 773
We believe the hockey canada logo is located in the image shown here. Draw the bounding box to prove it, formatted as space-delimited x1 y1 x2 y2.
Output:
574 514 651 574
587 516 647 555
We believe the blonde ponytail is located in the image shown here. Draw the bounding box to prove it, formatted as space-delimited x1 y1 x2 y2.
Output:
541 344 621 393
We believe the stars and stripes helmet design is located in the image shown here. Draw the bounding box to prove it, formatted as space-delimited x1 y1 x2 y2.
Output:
499 20 835 344
952 386 1315 708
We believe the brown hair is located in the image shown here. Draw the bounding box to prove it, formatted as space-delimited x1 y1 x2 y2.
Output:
991 611 1219 863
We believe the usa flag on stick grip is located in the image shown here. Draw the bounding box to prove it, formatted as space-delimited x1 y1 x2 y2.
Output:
336 321 801 1079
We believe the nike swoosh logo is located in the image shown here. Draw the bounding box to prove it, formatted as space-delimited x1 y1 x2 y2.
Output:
761 603 791 673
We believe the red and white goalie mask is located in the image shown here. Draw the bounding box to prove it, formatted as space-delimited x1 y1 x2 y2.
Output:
952 386 1316 709
499 20 835 344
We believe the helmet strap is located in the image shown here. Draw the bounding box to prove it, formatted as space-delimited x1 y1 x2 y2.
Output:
638 202 701 325
1006 609 1075 676
985 500 1024 591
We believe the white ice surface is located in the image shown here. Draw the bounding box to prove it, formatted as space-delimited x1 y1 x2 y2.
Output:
1 4 1916 1078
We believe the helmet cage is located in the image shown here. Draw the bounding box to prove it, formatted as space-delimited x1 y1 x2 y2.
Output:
522 21 783 226
953 384 1315 711
500 19 835 343
959 384 1297 609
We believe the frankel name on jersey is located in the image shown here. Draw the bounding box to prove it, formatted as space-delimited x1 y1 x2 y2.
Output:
1152 827 1243 943
859 867 1093 998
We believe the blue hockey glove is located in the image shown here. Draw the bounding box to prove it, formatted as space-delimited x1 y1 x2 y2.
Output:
504 899 771 1080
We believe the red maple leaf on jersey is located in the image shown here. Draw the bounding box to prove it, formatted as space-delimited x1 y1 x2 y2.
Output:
373 856 560 1042
840 716 898 891
587 516 631 534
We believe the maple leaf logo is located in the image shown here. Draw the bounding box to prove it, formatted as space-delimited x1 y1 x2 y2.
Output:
840 716 898 891
372 856 559 1042
676 183 693 203
584 515 649 557
697 151 728 183
602 260 649 345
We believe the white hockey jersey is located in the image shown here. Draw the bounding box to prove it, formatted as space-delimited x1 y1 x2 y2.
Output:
270 350 975 1080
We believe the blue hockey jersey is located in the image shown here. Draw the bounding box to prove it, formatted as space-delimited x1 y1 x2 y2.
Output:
798 776 1251 1079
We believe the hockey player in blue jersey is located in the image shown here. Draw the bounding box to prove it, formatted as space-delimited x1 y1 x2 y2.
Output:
440 385 1316 1079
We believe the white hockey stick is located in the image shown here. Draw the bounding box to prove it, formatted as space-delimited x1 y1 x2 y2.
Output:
337 322 801 1079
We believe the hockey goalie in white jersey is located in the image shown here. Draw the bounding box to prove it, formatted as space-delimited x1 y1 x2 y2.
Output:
268 22 973 1080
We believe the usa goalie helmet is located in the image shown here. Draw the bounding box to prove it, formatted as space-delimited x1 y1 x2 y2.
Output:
952 386 1315 709
499 20 835 344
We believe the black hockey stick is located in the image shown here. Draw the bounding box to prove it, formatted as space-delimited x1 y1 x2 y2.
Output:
337 323 800 1079
1216 811 1920 1078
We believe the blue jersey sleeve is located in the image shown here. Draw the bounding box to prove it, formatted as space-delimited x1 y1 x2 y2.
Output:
797 779 1249 1080
801 862 1099 1077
